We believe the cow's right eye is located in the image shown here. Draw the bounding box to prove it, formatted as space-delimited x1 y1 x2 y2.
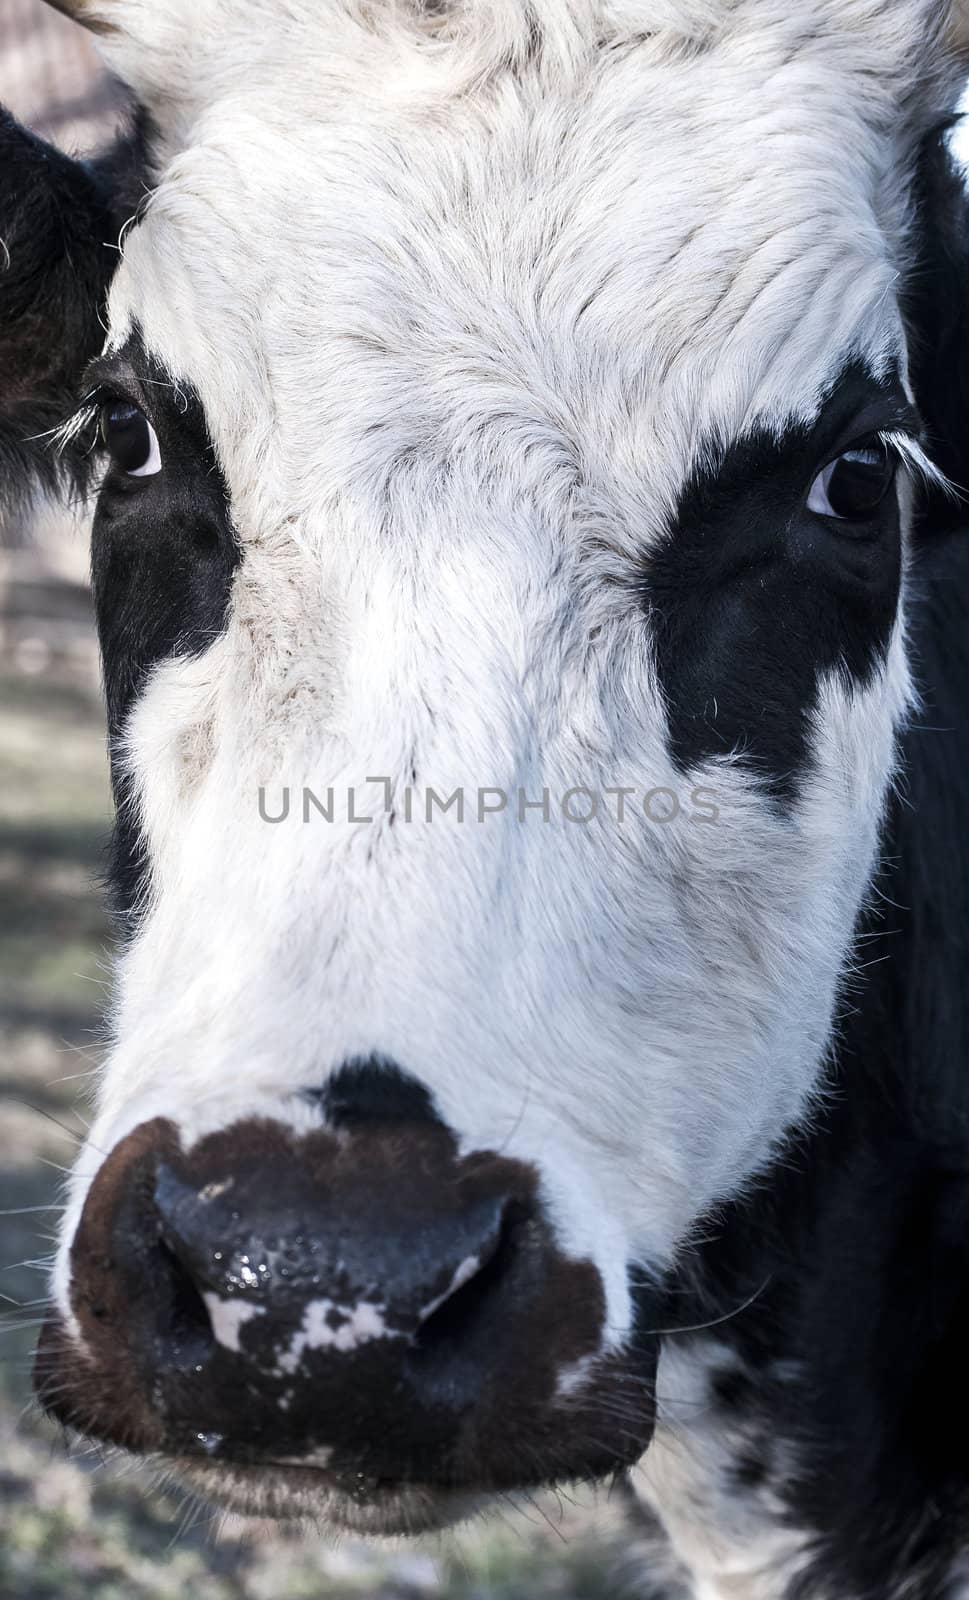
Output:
99 400 162 478
806 440 896 524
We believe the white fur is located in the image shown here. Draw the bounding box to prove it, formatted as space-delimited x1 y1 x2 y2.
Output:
203 1294 266 1352
47 0 969 1567
277 1299 393 1369
635 1340 813 1600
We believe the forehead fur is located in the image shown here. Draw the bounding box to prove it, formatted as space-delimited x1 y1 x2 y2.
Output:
92 0 960 88
99 0 955 543
391 0 958 81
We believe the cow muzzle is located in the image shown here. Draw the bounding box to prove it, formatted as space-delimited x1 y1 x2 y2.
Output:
34 1103 657 1528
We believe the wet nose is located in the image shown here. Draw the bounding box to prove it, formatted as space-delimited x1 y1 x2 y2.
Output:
152 1058 506 1373
36 1080 633 1491
151 1147 508 1374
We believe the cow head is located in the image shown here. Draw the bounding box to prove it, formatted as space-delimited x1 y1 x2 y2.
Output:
7 0 967 1534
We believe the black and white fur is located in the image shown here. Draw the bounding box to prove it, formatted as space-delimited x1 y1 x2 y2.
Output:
1 3 968 1595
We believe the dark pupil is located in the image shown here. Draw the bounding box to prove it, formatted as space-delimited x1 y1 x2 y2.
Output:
100 401 151 473
827 446 893 519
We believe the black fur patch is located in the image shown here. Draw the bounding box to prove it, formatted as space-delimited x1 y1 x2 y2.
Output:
88 331 239 916
660 132 969 1600
318 1056 446 1129
641 366 909 802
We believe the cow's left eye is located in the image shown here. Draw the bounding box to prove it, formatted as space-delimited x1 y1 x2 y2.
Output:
99 400 162 477
807 440 896 523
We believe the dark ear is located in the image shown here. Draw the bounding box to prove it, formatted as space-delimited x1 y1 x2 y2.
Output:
904 126 969 537
0 105 146 510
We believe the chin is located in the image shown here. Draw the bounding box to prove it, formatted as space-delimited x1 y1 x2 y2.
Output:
171 1458 487 1535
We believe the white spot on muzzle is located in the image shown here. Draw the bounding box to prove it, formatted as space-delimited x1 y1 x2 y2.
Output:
277 1299 393 1372
203 1293 267 1352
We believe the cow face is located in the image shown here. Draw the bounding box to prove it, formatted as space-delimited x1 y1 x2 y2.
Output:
6 0 966 1535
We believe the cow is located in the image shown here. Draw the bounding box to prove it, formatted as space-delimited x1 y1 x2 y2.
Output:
3 1 968 1595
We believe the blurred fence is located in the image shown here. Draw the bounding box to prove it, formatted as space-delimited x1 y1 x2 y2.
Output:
0 0 123 150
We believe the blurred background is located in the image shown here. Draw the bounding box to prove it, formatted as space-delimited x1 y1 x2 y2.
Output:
0 3 640 1595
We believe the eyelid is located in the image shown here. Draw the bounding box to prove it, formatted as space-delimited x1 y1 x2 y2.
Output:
51 383 157 468
814 424 924 482
56 381 134 432
821 431 884 466
94 382 146 415
78 349 144 399
810 428 958 508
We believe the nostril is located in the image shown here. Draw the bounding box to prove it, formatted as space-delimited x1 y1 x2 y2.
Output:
152 1163 252 1301
153 1236 216 1370
412 1202 524 1365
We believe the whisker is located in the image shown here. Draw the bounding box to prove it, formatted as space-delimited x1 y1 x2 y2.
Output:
0 1204 65 1218
645 1275 773 1339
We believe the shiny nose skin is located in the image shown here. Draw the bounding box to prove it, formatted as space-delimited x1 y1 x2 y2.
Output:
37 1066 637 1492
151 1150 508 1372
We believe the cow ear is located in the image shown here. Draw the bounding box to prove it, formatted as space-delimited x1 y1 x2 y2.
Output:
904 128 969 537
0 107 144 512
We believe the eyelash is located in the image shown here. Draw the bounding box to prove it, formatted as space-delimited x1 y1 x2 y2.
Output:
877 430 956 500
48 393 105 462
